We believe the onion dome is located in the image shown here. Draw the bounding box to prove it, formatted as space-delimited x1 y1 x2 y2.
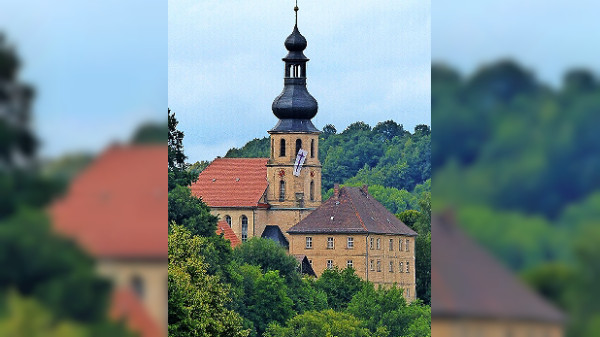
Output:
271 22 319 131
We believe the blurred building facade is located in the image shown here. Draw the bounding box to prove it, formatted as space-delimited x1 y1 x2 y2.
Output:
431 213 564 337
51 145 167 337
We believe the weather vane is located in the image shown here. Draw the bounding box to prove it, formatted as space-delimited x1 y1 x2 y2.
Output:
294 0 299 25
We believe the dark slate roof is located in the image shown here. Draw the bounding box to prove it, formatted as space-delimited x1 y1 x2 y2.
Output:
288 186 417 235
261 225 289 249
294 254 317 277
269 119 320 133
432 213 565 323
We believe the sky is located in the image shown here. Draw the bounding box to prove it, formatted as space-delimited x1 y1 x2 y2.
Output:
169 0 431 162
0 1 166 158
433 0 600 88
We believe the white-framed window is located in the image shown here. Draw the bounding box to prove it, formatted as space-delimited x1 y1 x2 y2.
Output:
370 259 374 271
347 237 354 249
399 262 404 273
225 215 232 227
399 238 403 251
389 239 393 251
241 215 248 242
305 237 312 249
376 260 381 272
347 260 353 268
406 239 410 252
406 261 410 273
327 237 334 249
389 261 394 272
327 260 333 270
370 237 374 250
376 238 381 250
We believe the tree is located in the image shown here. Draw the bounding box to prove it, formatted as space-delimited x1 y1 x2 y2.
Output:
347 285 430 337
168 184 218 237
232 237 300 284
322 124 337 136
373 120 405 142
168 225 248 337
314 267 364 311
168 109 197 190
130 121 167 144
264 310 380 337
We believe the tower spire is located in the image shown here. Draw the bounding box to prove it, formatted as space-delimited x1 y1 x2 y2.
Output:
294 0 299 26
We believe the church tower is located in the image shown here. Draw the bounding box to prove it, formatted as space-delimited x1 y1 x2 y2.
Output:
266 5 321 210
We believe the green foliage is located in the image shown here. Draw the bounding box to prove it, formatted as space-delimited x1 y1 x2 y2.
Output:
0 209 112 323
521 262 574 311
233 238 299 283
314 267 364 311
225 137 270 158
347 285 431 337
264 309 376 337
168 109 197 190
187 160 211 176
168 225 248 337
168 184 218 237
0 291 133 337
130 121 167 144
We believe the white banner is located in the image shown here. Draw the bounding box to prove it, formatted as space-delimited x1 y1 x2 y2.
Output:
293 149 308 176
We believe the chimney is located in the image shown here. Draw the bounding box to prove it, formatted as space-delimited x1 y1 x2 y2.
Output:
333 183 340 199
362 184 368 195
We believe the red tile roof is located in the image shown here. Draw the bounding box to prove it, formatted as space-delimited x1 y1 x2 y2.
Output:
216 220 241 248
50 145 167 259
288 186 417 235
110 288 163 337
190 158 268 208
431 213 565 323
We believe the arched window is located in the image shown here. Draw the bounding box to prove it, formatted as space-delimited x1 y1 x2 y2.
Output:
310 180 314 201
279 180 285 201
280 139 286 157
310 139 315 158
241 215 248 242
225 215 232 227
131 275 144 299
296 139 302 155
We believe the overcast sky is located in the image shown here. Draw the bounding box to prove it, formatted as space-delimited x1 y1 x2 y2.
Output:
0 1 165 158
169 0 431 162
433 0 600 87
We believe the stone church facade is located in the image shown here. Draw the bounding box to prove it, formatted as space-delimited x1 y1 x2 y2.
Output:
191 15 416 297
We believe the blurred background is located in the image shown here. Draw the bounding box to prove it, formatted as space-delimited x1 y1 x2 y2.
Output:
1 1 166 336
432 1 600 337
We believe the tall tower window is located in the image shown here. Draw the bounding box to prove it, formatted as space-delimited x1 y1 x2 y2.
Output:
279 180 285 201
280 139 286 157
310 180 314 201
311 139 315 158
225 215 232 227
241 215 248 242
296 139 302 154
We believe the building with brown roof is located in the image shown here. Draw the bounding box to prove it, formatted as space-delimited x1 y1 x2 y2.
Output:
288 184 418 298
432 213 565 337
50 145 166 337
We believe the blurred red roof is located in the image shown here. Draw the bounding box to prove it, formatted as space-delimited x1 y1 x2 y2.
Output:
110 288 162 337
190 158 268 208
50 145 167 259
216 220 241 247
